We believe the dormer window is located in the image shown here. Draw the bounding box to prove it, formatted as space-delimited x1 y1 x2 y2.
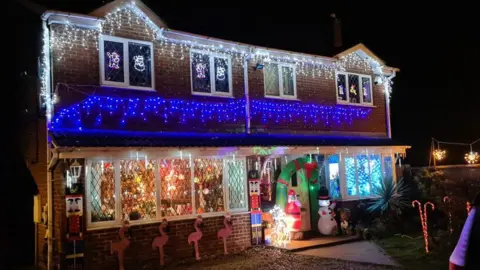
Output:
336 71 373 105
99 35 154 90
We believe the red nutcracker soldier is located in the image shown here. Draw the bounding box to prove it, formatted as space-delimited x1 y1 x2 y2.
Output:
248 179 262 244
285 189 302 231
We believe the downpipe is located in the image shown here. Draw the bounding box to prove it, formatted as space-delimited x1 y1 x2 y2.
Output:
47 148 59 270
385 71 396 138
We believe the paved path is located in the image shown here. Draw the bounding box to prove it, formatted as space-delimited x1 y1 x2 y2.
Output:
295 241 399 266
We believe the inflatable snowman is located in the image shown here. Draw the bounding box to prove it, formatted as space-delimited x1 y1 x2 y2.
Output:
317 187 338 235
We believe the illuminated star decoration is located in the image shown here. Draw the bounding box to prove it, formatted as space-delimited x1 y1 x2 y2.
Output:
133 55 145 72
216 66 226 81
107 52 121 69
464 151 479 164
195 63 207 79
433 149 446 161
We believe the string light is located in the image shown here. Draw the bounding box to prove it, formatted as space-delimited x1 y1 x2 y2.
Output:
465 151 479 164
50 93 372 131
42 1 394 116
443 196 453 234
412 200 435 253
433 149 446 161
40 22 52 121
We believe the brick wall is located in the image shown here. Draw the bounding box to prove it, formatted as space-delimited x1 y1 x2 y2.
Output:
84 213 251 270
50 8 388 137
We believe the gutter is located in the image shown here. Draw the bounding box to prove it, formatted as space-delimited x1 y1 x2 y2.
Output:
385 71 396 138
41 10 104 29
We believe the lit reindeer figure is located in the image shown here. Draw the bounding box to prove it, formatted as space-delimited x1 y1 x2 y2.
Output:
110 221 131 270
152 218 169 266
187 215 204 260
217 213 233 254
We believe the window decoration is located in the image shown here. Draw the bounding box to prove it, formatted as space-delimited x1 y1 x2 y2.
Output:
120 159 157 221
264 63 296 98
327 155 341 199
159 159 192 217
369 155 382 192
225 160 247 210
128 42 152 87
336 74 347 101
191 51 232 95
88 161 115 223
336 72 373 105
100 35 153 90
345 157 357 196
103 41 125 83
383 156 393 179
194 158 224 213
356 155 370 196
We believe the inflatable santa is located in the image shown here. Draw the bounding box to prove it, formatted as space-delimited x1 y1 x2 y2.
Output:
285 189 302 232
318 187 338 235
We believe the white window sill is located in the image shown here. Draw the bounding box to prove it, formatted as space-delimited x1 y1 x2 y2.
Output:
264 95 298 101
336 101 376 108
86 211 250 231
192 92 234 98
101 84 156 92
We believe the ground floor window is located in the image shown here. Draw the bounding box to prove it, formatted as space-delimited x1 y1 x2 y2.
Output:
86 156 248 228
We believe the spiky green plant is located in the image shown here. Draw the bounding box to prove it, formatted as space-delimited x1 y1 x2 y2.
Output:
367 177 410 215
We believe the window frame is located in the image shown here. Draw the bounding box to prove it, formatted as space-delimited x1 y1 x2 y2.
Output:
335 71 373 106
99 35 155 91
189 49 233 97
85 156 248 229
263 62 297 99
340 153 393 200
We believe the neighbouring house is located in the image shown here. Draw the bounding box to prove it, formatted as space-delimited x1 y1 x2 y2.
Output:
28 0 408 269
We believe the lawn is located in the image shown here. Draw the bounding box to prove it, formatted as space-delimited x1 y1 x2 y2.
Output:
375 234 453 270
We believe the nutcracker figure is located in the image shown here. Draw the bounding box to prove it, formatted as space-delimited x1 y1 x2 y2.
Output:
249 179 262 244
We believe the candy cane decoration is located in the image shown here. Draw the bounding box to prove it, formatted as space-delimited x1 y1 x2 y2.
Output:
412 200 435 253
443 196 453 234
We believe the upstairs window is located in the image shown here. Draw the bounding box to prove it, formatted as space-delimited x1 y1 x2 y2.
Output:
190 50 232 96
264 63 296 99
336 72 372 105
100 35 154 90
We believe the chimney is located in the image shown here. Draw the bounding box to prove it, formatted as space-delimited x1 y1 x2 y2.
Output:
330 13 342 49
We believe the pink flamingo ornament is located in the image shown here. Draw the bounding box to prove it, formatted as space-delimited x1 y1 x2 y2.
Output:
217 213 233 254
187 215 204 260
152 218 169 266
110 221 131 270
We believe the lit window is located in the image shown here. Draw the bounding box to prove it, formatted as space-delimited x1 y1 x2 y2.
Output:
336 71 372 105
383 156 393 180
100 35 154 90
264 63 296 98
88 161 116 223
194 158 224 213
225 160 248 211
327 154 341 199
343 154 385 198
159 159 192 217
191 50 232 95
120 160 157 221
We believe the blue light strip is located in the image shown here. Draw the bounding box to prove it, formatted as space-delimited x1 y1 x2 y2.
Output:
51 95 372 131
250 100 371 126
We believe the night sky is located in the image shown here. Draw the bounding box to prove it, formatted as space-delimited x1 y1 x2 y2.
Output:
11 0 480 166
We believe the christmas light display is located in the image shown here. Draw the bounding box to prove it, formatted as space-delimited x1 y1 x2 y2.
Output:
269 205 292 247
50 94 372 131
216 66 226 81
195 63 207 79
193 158 224 213
107 52 121 69
464 151 479 164
433 149 446 161
133 55 145 71
467 201 471 215
412 200 435 253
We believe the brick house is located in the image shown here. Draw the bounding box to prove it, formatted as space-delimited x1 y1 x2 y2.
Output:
30 0 408 269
